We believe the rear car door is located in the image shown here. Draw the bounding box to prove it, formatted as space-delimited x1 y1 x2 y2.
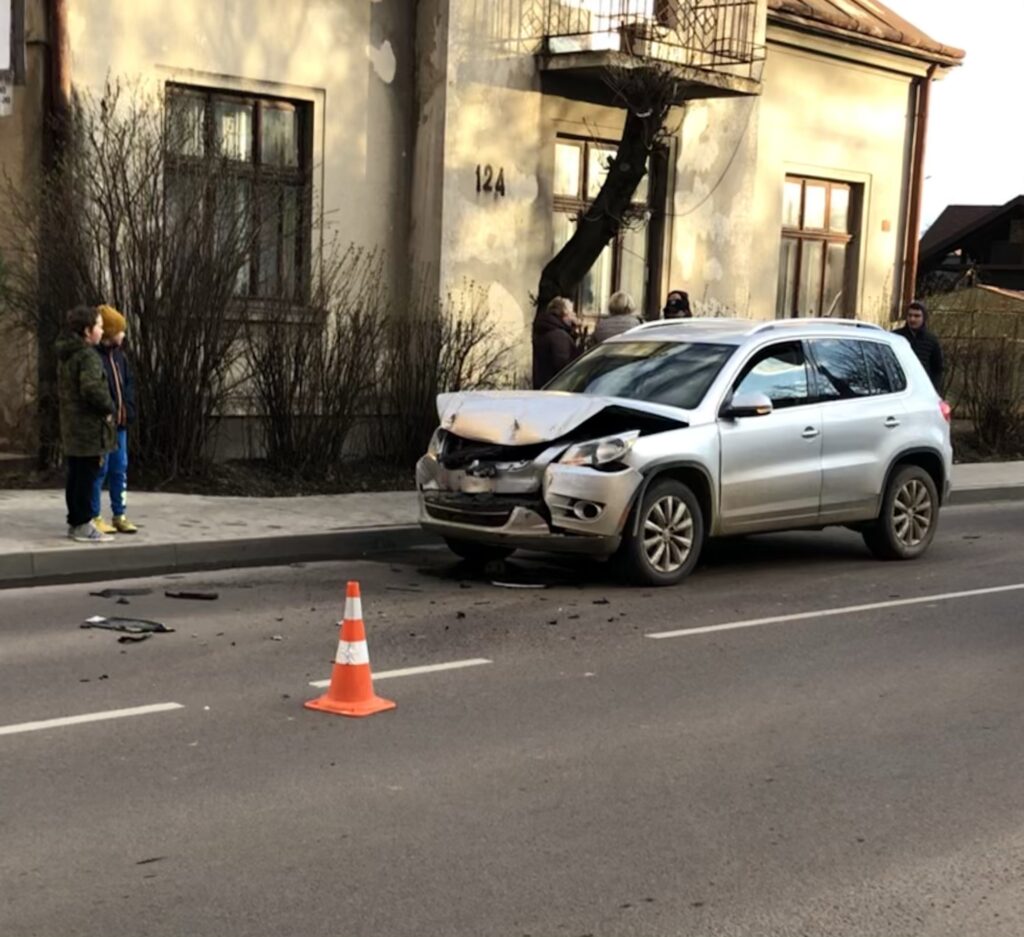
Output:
717 340 823 533
808 338 908 521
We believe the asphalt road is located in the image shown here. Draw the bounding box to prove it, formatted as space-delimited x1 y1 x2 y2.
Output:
2 502 1023 937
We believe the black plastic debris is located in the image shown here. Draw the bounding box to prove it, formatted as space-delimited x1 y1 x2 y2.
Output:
118 634 151 644
89 588 153 598
81 616 174 634
165 590 219 601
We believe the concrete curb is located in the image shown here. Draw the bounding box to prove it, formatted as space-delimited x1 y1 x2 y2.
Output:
0 525 436 590
948 486 1024 506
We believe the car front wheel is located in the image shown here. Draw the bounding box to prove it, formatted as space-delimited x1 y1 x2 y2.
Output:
619 478 704 586
862 464 939 560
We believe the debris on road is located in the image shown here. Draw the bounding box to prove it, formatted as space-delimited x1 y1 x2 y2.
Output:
117 634 151 644
89 588 153 598
491 581 547 589
81 616 174 634
164 590 219 601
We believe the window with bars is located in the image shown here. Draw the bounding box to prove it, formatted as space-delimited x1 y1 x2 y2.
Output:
553 137 656 318
776 176 859 319
165 84 312 303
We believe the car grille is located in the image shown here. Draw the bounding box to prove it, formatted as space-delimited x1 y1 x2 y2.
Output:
423 493 544 528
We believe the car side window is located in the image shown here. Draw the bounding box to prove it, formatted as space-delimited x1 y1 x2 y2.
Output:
862 342 894 395
732 342 810 409
809 339 872 400
881 345 908 392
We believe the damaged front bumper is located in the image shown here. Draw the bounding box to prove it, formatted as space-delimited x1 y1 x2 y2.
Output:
416 453 643 556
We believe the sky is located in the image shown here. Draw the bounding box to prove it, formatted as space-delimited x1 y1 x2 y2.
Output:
889 0 1024 233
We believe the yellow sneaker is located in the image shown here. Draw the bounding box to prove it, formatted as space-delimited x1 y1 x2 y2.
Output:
92 516 117 534
112 515 138 534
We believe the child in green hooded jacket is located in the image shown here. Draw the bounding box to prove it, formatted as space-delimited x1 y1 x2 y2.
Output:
55 305 116 542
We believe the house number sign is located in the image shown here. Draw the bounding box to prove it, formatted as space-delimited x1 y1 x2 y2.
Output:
475 164 506 198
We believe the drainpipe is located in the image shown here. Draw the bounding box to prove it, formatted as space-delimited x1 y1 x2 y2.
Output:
900 63 937 313
47 0 71 137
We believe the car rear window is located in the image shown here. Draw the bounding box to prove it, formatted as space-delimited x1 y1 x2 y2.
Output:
546 341 734 410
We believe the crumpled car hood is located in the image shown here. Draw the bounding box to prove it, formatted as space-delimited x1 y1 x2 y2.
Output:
436 391 687 446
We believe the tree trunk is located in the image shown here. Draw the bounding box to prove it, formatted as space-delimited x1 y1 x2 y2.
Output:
536 106 660 315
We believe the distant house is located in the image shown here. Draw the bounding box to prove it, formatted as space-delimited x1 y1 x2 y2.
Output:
918 196 1024 292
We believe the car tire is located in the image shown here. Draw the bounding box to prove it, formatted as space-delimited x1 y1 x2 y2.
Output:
862 464 939 561
618 478 704 586
442 537 514 565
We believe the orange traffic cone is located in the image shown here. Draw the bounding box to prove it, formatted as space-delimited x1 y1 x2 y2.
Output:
304 581 396 718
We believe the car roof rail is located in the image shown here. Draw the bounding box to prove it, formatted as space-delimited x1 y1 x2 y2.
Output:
751 318 885 334
626 317 747 331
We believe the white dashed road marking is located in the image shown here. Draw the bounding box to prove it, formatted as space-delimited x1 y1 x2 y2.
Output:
0 702 185 737
310 658 492 688
647 582 1024 640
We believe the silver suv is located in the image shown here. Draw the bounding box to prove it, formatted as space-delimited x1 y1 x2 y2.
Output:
416 318 953 585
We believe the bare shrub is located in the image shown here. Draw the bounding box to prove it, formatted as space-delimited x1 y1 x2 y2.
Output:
244 244 387 478
372 281 517 468
932 308 1024 456
0 78 263 475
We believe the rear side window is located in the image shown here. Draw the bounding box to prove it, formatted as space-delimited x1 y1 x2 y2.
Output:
732 341 810 409
881 344 907 392
809 339 872 400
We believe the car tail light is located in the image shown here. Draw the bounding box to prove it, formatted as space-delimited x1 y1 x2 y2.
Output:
939 400 952 423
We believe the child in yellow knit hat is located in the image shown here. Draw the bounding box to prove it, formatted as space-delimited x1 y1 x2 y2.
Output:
91 304 138 534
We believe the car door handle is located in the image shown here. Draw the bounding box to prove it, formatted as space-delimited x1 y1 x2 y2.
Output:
801 427 820 439
884 417 901 428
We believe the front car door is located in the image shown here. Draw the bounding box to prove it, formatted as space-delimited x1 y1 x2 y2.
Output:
717 340 823 533
808 338 909 521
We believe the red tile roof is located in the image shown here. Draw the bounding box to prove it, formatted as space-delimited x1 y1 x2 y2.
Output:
768 0 965 63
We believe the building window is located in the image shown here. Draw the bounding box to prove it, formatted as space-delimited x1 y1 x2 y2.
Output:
776 177 857 318
165 83 312 303
553 137 654 318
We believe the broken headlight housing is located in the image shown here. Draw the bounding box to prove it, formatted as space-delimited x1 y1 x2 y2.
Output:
559 431 639 468
427 428 446 457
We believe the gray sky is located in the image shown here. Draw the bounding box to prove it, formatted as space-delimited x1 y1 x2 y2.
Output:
890 0 1024 232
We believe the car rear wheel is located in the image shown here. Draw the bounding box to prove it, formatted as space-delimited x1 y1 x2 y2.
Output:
442 537 514 565
862 464 939 560
619 478 704 586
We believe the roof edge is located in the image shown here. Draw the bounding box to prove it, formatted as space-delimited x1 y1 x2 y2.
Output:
768 9 965 67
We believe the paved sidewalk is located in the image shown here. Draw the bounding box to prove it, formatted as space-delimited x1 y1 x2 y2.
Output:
1 461 1022 588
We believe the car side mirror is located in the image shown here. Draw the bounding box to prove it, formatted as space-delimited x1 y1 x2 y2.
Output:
721 391 774 419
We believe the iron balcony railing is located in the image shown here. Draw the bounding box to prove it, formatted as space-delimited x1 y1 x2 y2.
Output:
544 0 762 70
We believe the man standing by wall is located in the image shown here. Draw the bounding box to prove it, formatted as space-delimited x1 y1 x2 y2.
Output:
894 300 944 393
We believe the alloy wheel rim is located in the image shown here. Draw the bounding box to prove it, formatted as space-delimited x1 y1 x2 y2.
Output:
893 479 933 548
642 496 694 574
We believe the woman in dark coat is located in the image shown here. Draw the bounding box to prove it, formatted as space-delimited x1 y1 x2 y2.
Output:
532 296 582 388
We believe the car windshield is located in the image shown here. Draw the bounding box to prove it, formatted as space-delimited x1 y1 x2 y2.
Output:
546 341 734 409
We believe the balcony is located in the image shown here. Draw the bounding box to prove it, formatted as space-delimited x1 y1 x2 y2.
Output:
538 0 765 101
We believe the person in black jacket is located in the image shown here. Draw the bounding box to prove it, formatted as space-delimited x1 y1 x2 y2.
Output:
532 296 582 388
893 300 944 393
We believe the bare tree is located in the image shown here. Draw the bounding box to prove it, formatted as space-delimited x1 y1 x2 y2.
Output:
1 78 263 476
243 243 387 478
536 63 683 313
372 279 517 469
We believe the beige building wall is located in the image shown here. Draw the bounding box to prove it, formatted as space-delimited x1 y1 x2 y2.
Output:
65 0 415 277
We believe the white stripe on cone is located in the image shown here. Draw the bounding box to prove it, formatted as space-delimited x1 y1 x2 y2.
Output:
335 639 370 666
344 596 363 621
